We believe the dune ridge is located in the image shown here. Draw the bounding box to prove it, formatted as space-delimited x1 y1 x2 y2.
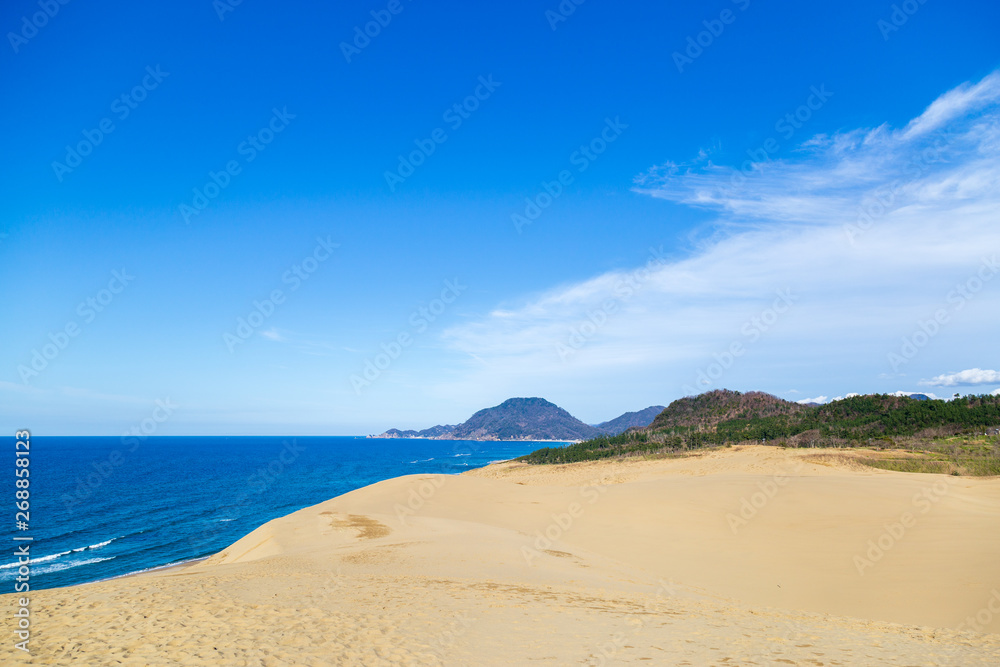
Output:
4 445 999 665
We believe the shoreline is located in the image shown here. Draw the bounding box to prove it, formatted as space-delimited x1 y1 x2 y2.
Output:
367 435 581 443
87 557 210 586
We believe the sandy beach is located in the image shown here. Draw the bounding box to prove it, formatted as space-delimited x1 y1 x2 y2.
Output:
5 445 1000 665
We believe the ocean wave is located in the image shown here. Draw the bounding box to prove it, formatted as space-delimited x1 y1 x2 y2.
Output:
0 556 115 580
74 537 117 551
0 536 118 571
34 556 115 577
0 549 71 569
410 458 435 463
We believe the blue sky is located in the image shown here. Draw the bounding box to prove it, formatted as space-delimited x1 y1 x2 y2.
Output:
1 0 999 435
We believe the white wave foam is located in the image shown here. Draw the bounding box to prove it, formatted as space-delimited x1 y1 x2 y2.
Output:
72 537 117 552
0 550 69 569
0 536 118 571
0 556 114 580
35 556 115 576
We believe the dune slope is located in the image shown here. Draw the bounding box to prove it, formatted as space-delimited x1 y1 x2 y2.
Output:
4 446 999 665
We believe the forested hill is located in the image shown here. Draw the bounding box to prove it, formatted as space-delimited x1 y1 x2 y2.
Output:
647 390 803 431
519 390 1000 464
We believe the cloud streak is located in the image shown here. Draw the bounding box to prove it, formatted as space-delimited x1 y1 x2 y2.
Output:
437 71 1000 405
920 368 1000 387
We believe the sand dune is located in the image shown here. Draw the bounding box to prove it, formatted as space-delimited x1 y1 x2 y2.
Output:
4 445 999 665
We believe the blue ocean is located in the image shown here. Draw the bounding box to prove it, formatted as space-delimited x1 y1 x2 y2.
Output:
1 436 550 591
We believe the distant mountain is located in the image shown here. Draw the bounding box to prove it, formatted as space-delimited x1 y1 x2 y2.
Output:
376 397 620 441
379 425 457 439
449 397 601 441
594 406 666 435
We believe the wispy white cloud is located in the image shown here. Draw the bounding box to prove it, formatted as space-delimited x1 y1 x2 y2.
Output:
260 328 286 342
900 71 1000 140
435 71 1000 404
797 396 827 404
633 71 1000 231
920 368 1000 386
252 328 345 356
